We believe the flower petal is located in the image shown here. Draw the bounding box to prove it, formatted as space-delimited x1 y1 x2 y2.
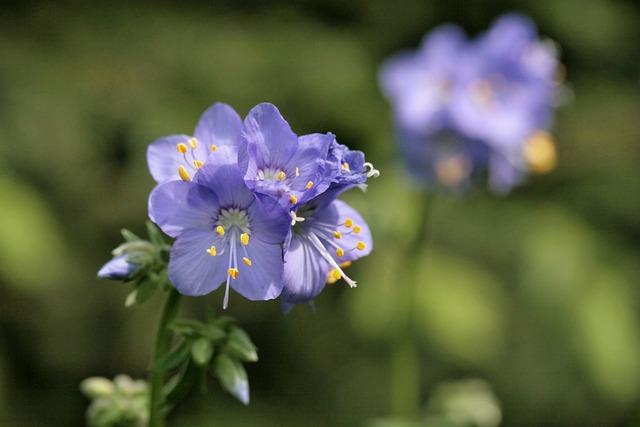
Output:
168 229 227 296
280 234 331 304
241 103 297 170
194 103 242 149
194 146 255 209
248 195 291 245
97 255 138 280
232 238 284 301
147 134 206 183
148 181 219 238
285 133 333 202
315 200 372 263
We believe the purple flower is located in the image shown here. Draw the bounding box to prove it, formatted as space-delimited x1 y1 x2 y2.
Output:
281 191 373 304
379 25 467 135
239 103 335 209
379 14 560 193
450 13 558 154
97 255 140 281
148 146 290 308
147 103 242 184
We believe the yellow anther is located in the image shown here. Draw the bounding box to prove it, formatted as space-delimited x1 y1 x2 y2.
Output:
216 225 225 236
242 257 252 266
333 231 342 239
210 144 218 152
335 247 345 257
353 225 361 234
341 162 350 171
193 160 203 169
289 194 298 205
435 154 471 187
227 267 239 279
356 241 366 251
177 143 188 154
524 131 557 174
240 233 250 246
339 261 352 269
276 171 286 181
306 181 314 189
178 166 191 182
206 246 217 257
295 167 300 177
326 269 341 284
344 218 353 228
188 137 198 149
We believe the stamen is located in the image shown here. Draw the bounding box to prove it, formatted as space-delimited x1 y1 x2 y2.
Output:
307 233 357 288
216 225 225 236
206 245 217 257
364 162 380 178
306 181 314 189
344 218 353 228
524 131 556 174
178 166 191 182
276 171 286 181
188 137 198 149
210 144 218 152
333 231 342 239
242 257 252 266
341 162 350 171
335 248 345 257
240 233 250 246
290 211 305 226
289 194 298 205
353 225 361 234
326 269 341 285
295 167 300 177
340 261 352 268
193 160 203 169
356 241 366 251
227 267 239 279
176 143 188 154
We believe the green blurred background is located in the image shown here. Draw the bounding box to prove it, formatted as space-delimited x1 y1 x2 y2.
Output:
0 0 639 426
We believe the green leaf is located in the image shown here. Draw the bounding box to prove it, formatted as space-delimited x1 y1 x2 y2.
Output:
134 279 157 305
212 354 249 405
146 221 166 247
202 324 226 342
224 327 258 362
170 319 205 336
158 339 191 372
121 228 141 242
191 338 214 366
124 290 138 308
163 361 199 414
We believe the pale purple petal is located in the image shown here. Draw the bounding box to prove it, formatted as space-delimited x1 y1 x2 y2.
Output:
194 103 242 149
232 239 284 301
314 200 372 263
241 103 297 170
148 181 219 238
280 234 331 304
194 146 255 209
97 255 138 280
147 134 205 183
248 195 291 245
168 229 227 296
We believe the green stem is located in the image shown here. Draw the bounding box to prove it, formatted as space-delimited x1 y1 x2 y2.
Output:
149 288 182 427
390 192 434 418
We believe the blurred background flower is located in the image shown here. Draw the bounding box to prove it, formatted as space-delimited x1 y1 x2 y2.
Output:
379 14 562 193
0 1 638 426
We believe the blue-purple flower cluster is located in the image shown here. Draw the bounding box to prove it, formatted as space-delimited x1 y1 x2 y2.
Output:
379 13 561 193
144 102 378 309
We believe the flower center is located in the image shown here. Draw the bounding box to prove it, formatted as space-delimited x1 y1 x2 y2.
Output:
257 167 286 181
217 208 251 234
207 208 253 310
